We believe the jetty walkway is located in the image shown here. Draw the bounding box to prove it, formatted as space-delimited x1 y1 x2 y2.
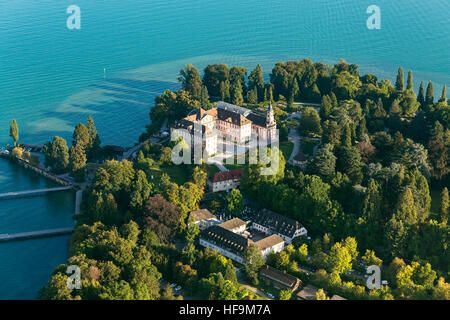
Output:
0 186 73 200
0 227 74 243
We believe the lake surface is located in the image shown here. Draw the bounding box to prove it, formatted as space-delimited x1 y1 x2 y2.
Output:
0 0 449 299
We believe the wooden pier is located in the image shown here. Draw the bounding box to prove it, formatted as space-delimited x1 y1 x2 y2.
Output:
0 227 74 243
0 186 73 200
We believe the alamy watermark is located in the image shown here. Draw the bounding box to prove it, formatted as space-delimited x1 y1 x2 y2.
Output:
66 5 81 30
66 265 81 290
366 265 381 290
366 5 381 30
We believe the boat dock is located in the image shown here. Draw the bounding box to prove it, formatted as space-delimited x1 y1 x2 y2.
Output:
0 186 73 200
0 227 74 243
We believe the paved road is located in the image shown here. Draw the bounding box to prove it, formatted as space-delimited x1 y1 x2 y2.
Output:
293 102 321 107
288 128 301 164
207 141 249 172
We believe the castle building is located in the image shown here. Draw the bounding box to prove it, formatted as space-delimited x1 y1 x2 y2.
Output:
170 102 277 156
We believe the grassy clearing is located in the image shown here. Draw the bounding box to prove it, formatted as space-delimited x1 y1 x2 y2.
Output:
280 141 294 160
301 139 319 156
147 163 190 185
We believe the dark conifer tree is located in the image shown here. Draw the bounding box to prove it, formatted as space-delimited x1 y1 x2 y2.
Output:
426 81 434 105
407 70 414 90
417 81 425 105
395 67 404 91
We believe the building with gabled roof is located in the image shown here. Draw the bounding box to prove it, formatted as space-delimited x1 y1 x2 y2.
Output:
219 218 247 233
254 234 285 258
296 285 322 300
199 225 253 263
208 168 243 192
259 265 301 291
189 209 221 230
199 224 285 264
252 209 307 244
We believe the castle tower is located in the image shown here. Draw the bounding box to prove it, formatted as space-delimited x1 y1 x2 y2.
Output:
266 104 275 126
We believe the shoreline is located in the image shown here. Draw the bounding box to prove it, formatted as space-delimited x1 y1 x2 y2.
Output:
0 154 73 187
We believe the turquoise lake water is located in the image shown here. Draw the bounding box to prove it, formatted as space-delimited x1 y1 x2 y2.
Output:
0 0 449 299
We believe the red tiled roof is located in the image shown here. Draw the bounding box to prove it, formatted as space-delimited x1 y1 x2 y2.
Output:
212 169 243 183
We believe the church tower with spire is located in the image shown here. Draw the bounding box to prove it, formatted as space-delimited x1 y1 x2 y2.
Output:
266 104 275 126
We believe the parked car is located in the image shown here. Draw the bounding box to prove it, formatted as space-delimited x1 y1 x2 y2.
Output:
175 286 182 291
170 283 177 288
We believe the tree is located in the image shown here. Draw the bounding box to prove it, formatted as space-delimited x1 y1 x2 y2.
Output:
86 116 101 160
248 65 264 102
247 88 258 104
192 166 208 193
298 107 322 136
220 80 230 102
336 146 363 183
328 243 352 273
440 187 449 224
230 78 244 105
242 244 264 285
341 123 352 148
226 189 243 216
185 214 200 243
70 142 87 180
11 147 23 159
395 188 418 224
310 143 336 177
72 123 90 149
279 289 292 300
178 64 202 99
9 119 19 146
289 77 299 105
439 85 447 103
230 66 247 96
144 194 180 242
385 216 408 258
49 136 70 173
320 95 333 119
400 89 421 116
315 288 329 300
331 71 361 100
129 170 152 212
361 249 382 267
426 81 434 105
200 85 210 109
322 120 341 146
203 64 229 97
407 70 414 90
342 237 358 262
223 259 238 284
417 81 425 105
395 67 404 91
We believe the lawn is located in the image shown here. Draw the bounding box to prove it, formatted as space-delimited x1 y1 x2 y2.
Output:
147 163 190 185
202 164 220 176
301 139 319 156
280 141 294 160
